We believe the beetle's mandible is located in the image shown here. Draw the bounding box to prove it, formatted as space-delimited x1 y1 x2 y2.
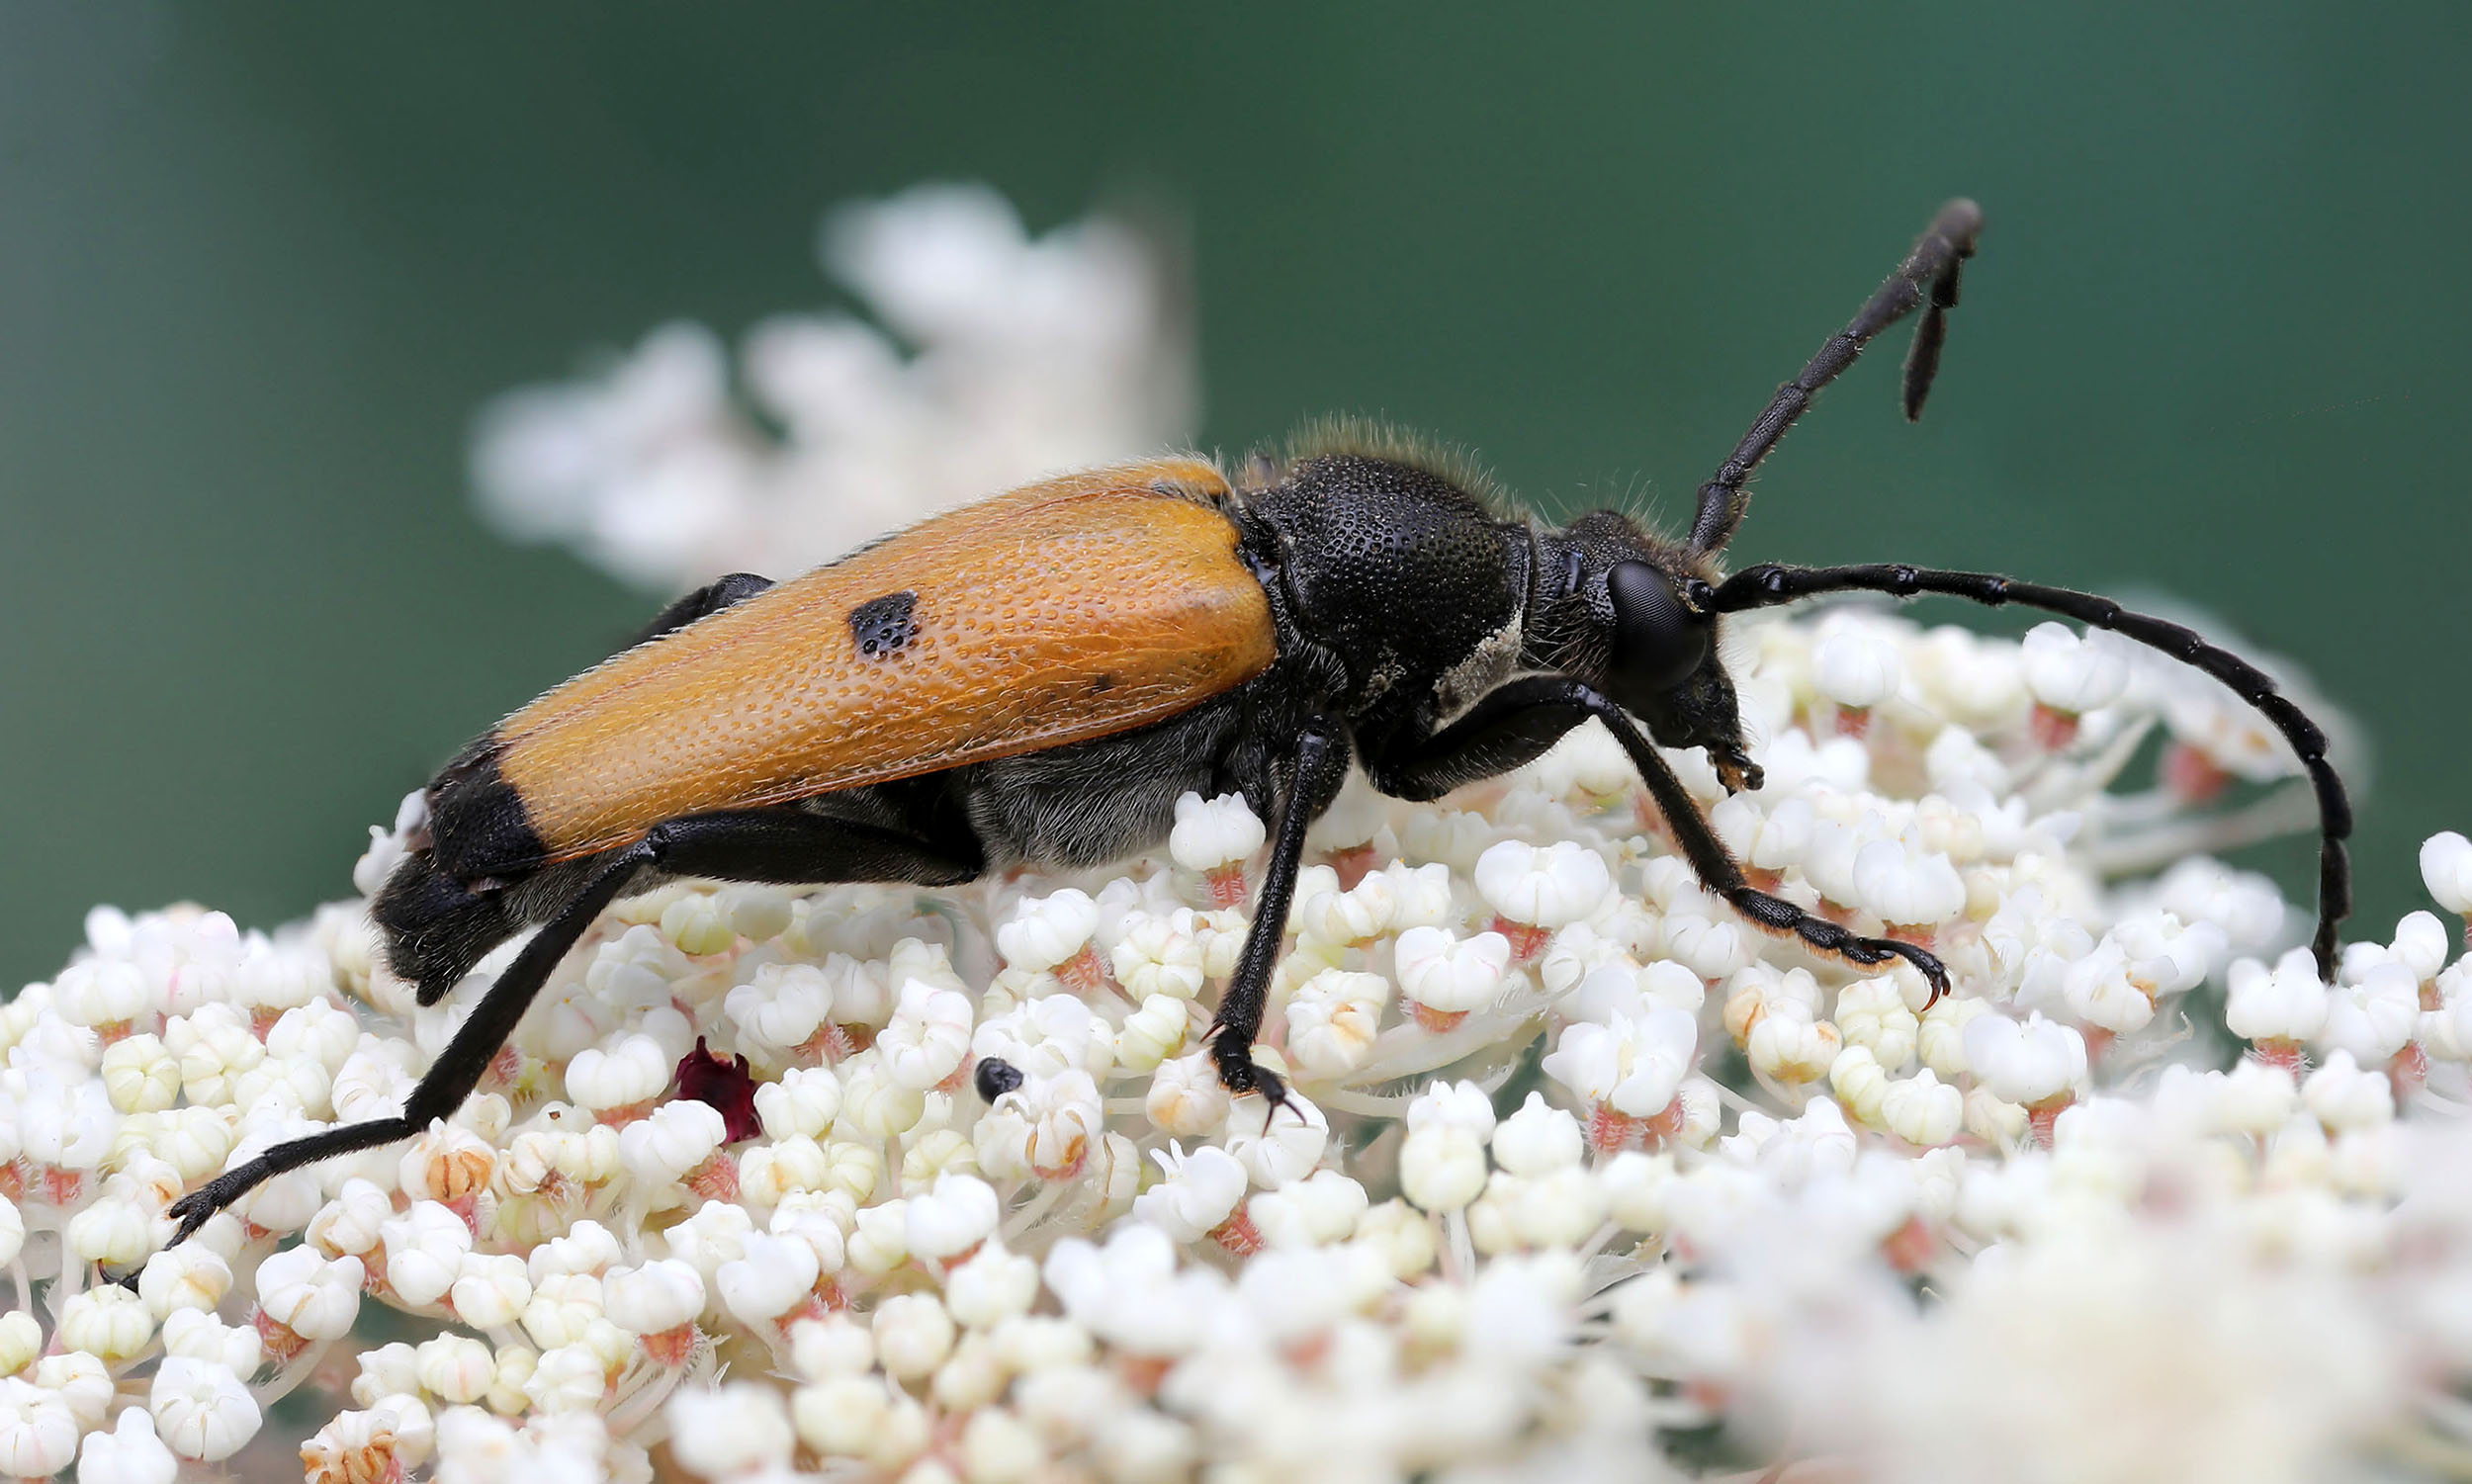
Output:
155 199 2354 1251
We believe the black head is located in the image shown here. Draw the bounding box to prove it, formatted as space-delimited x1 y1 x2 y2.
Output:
1542 511 1762 792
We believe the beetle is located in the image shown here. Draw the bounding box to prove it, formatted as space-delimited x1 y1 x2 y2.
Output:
161 199 2351 1246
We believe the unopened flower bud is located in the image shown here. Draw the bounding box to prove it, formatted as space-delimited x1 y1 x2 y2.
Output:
2021 623 2129 716
718 1231 823 1330
997 889 1101 974
1225 1088 1329 1188
668 1382 796 1480
605 1259 705 1350
1962 1010 2086 1108
1394 926 1511 1031
2302 1050 2394 1131
449 1252 531 1331
1171 793 1265 874
76 1406 177 1484
2226 949 2329 1047
2420 830 2472 916
148 1356 260 1462
255 1244 364 1346
60 1284 157 1361
567 1034 670 1119
1399 1125 1488 1213
907 1174 1001 1264
874 1293 957 1380
1880 1069 1964 1146
1814 625 1901 711
1475 840 1614 944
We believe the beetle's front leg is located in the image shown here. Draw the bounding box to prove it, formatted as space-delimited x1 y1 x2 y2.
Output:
1377 674 1951 1004
1210 718 1352 1116
1575 684 1952 1004
1364 675 1593 801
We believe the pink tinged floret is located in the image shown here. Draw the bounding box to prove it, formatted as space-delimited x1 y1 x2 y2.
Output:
676 1037 763 1142
1408 1004 1468 1033
795 1022 867 1064
776 1280 848 1335
251 1308 310 1365
2026 1092 2075 1146
641 1324 698 1367
2163 742 2233 804
1327 843 1380 891
1585 1104 1640 1156
1056 945 1108 997
2029 703 2079 750
1587 1097 1685 1156
685 1153 741 1203
2390 1044 2428 1103
1204 864 1248 910
1881 1215 1938 1273
1490 917 1550 964
1208 1209 1264 1256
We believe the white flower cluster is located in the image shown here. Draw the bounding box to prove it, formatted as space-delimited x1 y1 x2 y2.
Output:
469 183 1195 592
6 601 2472 1483
9 187 2465 1482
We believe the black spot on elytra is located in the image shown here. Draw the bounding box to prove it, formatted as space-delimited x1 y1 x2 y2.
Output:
850 591 920 658
1089 673 1116 693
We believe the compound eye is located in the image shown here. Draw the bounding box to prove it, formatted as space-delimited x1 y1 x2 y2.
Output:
1609 561 1708 693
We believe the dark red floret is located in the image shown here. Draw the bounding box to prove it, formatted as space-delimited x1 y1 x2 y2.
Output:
675 1037 762 1142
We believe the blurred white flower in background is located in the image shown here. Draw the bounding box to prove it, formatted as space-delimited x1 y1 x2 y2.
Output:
6 184 2469 1484
472 182 1195 590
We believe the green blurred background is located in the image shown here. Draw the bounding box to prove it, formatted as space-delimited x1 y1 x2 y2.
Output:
4 4 2466 992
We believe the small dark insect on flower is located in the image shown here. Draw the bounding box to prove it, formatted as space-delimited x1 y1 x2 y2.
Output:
147 199 2351 1259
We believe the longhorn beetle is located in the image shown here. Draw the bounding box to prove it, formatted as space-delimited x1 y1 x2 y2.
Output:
158 199 2351 1249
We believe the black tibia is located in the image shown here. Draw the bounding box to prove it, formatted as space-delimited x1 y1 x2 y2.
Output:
1579 679 1952 1004
160 842 653 1252
1381 673 1951 1002
1711 562 2354 979
158 807 983 1255
1688 199 1984 557
631 571 775 648
1211 720 1352 1117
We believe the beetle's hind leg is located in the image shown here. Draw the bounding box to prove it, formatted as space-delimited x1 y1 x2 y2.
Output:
1210 720 1352 1119
155 840 659 1258
150 805 986 1266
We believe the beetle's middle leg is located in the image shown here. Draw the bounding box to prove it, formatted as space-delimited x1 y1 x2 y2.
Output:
1210 718 1351 1116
